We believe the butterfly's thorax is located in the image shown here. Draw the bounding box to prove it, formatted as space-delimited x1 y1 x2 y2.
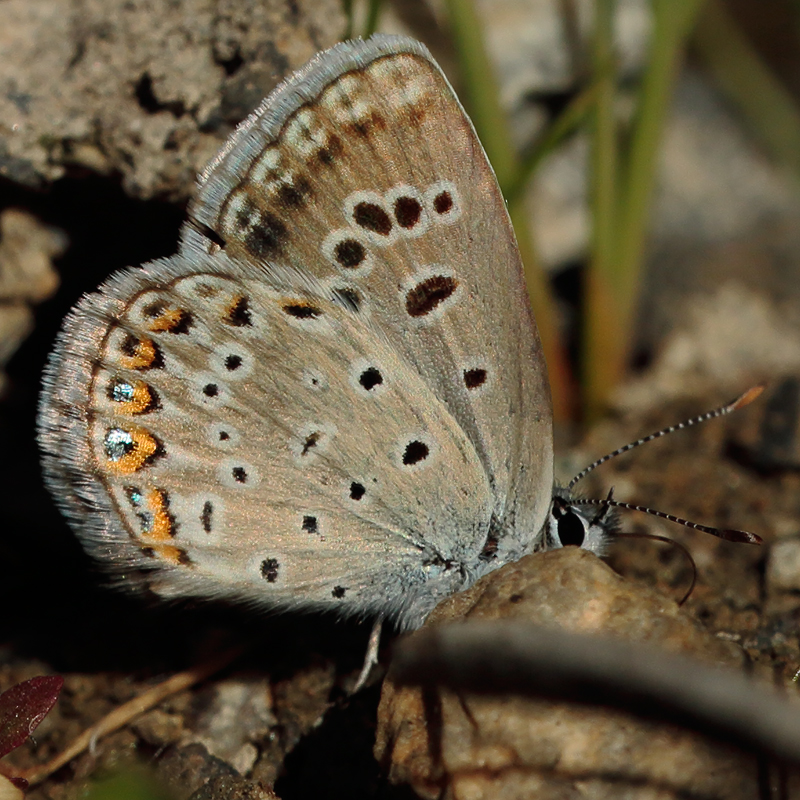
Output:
38 35 555 632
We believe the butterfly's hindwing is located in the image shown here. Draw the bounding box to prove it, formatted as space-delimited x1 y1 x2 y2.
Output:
40 254 495 624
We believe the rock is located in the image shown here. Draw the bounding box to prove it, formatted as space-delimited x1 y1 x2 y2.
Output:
0 0 344 199
0 208 65 302
189 678 276 776
768 539 800 592
376 548 757 800
0 208 65 392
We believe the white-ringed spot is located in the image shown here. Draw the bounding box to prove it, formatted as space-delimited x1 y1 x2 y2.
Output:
301 368 328 391
424 181 462 224
322 229 374 274
349 358 387 396
291 422 336 462
192 373 231 408
207 421 240 449
343 191 397 244
402 266 461 323
393 433 437 471
462 364 490 394
385 185 429 237
209 342 254 380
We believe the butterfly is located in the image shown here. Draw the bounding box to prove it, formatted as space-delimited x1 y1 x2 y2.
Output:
39 35 756 676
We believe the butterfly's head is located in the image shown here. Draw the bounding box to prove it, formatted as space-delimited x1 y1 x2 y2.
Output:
544 488 618 557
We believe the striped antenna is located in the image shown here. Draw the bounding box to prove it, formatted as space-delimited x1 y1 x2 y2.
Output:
568 385 765 491
571 495 763 545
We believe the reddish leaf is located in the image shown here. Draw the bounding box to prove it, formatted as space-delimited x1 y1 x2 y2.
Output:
0 676 64 758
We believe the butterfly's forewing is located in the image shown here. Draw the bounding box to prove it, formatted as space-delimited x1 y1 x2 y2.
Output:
39 253 494 624
182 35 554 561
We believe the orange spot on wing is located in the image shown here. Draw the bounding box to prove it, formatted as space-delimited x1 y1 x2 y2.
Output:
112 380 157 415
144 488 174 542
119 336 159 370
147 307 189 333
105 426 160 475
148 544 190 566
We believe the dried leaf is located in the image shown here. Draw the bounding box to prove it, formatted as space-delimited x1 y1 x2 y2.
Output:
0 677 63 758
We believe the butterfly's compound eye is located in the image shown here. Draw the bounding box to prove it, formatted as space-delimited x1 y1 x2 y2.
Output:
557 510 586 547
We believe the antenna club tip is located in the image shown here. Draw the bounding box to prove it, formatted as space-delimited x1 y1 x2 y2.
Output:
731 384 766 410
722 529 763 545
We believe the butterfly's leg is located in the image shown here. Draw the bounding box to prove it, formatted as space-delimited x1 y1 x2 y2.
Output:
352 616 383 692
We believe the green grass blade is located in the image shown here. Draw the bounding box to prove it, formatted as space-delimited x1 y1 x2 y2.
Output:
584 0 705 419
363 0 383 38
694 0 800 181
343 0 354 40
506 81 600 205
442 0 517 188
584 0 620 419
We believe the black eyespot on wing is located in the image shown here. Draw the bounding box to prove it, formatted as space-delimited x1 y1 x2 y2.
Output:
260 558 279 582
406 275 458 317
120 334 139 357
464 368 487 389
225 296 252 327
234 198 256 229
403 440 429 466
119 334 164 369
301 431 320 455
203 383 219 397
334 239 366 268
332 585 346 598
316 134 342 165
359 367 383 391
283 303 322 319
302 515 318 533
232 466 247 483
225 354 243 371
394 196 422 228
350 112 385 138
201 501 213 533
433 191 453 214
142 302 194 334
142 300 165 318
350 482 366 500
168 310 194 334
353 202 392 235
277 178 312 209
244 212 287 258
